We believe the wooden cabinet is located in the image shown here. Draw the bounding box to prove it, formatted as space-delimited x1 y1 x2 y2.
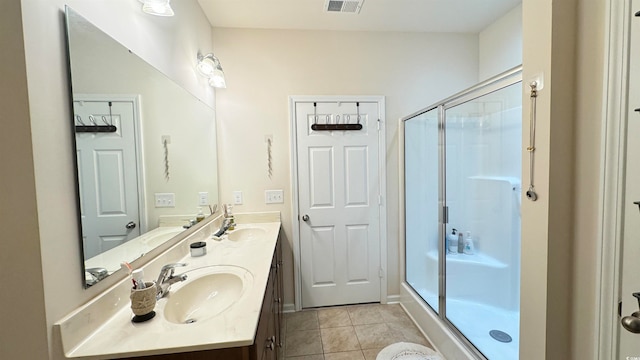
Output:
135 233 283 360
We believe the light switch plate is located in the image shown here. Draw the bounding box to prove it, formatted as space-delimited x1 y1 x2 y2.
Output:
265 190 284 204
198 192 209 206
155 193 175 208
233 191 243 205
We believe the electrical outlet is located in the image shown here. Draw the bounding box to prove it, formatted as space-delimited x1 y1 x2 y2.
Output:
198 192 209 206
233 191 243 205
265 190 284 204
155 193 175 208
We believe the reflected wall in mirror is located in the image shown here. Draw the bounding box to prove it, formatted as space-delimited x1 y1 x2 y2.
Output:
65 7 219 287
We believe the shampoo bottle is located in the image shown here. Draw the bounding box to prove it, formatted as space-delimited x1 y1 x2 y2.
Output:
463 231 475 255
457 231 464 253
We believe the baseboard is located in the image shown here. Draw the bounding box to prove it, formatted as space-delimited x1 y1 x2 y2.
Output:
283 303 296 313
386 294 401 304
283 297 399 312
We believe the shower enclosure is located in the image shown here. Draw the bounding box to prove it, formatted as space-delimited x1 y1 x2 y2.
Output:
401 67 522 360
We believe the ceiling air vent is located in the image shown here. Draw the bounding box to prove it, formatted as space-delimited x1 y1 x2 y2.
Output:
324 0 364 14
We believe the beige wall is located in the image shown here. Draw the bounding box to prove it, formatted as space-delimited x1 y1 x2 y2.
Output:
0 1 50 359
572 0 607 359
212 28 479 306
520 0 578 358
1 1 215 358
479 4 523 81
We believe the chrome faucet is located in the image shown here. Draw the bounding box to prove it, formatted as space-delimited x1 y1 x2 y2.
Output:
183 219 197 229
85 267 109 287
156 263 188 299
213 218 231 237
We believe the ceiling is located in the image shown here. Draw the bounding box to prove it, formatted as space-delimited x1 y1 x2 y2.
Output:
197 0 521 33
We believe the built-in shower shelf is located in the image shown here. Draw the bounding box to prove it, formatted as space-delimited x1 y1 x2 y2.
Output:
468 175 520 188
427 249 507 268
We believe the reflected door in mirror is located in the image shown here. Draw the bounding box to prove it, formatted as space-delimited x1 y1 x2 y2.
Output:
74 99 141 258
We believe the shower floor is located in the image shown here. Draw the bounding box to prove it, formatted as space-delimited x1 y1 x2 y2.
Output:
417 288 519 360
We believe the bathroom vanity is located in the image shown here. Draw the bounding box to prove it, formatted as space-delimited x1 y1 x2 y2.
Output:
133 233 283 360
55 213 284 360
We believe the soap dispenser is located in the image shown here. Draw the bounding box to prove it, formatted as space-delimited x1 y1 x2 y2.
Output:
447 228 458 253
463 231 475 255
196 207 205 223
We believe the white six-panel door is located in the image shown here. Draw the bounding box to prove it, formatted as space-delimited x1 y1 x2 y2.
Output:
295 100 383 308
74 99 141 259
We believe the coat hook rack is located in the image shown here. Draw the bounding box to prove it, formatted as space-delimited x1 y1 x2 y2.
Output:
310 102 363 131
74 101 117 133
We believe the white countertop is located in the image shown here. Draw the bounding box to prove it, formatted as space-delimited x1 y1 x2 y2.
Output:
55 212 281 359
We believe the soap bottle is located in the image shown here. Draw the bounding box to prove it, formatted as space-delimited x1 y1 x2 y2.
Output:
457 231 464 253
447 228 458 253
226 204 236 230
196 207 205 223
463 231 475 255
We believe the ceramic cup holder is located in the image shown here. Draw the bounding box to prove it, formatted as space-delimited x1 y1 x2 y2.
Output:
130 282 157 323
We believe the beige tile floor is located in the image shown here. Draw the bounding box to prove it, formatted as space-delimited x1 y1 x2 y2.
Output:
283 303 433 360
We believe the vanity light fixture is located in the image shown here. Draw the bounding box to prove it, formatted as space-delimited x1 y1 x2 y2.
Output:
138 0 174 17
197 52 227 88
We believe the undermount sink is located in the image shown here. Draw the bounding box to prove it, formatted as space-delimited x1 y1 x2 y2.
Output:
226 227 267 242
163 265 253 325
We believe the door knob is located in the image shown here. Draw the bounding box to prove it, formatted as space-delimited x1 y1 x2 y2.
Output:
621 292 640 334
622 313 640 333
302 214 309 222
125 221 137 230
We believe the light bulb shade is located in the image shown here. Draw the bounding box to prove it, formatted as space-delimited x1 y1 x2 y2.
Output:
196 55 217 77
197 53 227 88
208 69 227 88
141 0 174 16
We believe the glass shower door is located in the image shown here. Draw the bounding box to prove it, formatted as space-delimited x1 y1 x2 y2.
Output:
404 108 441 313
444 82 522 360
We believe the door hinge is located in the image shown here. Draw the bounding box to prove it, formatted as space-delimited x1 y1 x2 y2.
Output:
377 119 381 131
619 300 623 318
442 206 449 224
378 267 384 278
378 195 383 205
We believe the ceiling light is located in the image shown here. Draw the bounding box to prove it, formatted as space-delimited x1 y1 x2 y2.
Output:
197 52 227 88
138 0 174 17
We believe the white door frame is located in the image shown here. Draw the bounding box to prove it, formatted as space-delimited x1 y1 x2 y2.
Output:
74 94 148 234
289 95 387 311
597 1 631 358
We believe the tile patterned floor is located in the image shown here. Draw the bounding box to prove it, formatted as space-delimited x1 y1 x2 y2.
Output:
283 303 433 360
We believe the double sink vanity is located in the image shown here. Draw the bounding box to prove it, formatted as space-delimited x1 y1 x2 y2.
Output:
56 212 283 360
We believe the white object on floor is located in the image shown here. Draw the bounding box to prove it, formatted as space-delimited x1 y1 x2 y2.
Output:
377 342 443 360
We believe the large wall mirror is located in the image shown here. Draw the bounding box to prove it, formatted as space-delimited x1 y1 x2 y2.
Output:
65 7 219 287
